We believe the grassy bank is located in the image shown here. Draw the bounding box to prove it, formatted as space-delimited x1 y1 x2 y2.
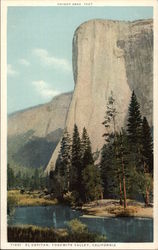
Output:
8 222 106 242
8 190 153 218
82 199 153 218
8 190 57 207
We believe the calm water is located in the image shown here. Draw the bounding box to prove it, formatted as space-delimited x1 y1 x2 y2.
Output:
8 205 153 242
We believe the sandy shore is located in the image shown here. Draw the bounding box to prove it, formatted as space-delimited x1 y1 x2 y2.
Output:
81 199 153 218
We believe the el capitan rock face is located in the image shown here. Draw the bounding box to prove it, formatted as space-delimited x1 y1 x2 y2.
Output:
46 19 153 173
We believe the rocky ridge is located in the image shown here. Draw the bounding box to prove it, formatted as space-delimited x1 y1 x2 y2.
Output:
8 92 73 138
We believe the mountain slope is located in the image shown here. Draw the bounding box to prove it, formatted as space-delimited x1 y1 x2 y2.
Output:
8 92 73 137
8 92 73 170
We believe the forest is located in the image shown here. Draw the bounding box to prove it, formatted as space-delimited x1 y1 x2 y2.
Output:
8 91 153 208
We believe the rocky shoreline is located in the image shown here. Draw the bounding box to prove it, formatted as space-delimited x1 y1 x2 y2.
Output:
81 199 153 218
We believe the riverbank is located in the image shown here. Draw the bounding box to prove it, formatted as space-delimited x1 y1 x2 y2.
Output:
8 190 57 206
82 199 153 218
8 222 106 242
8 190 153 218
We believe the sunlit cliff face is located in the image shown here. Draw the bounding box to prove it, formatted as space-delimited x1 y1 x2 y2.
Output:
46 19 153 173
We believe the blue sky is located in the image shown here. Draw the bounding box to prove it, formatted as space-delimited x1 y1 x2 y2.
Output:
7 6 153 114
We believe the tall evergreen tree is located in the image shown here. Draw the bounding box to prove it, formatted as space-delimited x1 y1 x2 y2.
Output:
81 127 94 168
142 117 153 175
100 139 120 199
80 127 94 201
127 92 153 205
70 124 82 201
141 117 153 206
102 92 123 205
57 128 71 192
82 165 103 202
116 130 131 208
127 91 142 145
33 169 40 190
127 91 143 175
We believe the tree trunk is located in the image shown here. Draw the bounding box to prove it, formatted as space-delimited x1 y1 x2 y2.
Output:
123 175 127 209
145 186 149 207
119 178 123 206
122 156 127 209
100 191 103 200
144 161 150 207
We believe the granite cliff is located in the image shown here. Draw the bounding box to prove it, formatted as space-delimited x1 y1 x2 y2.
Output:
46 19 153 173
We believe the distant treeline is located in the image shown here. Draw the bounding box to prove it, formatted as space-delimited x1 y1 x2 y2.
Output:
7 166 49 191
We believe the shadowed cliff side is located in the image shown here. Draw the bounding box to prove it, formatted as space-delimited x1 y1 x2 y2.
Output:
8 92 73 170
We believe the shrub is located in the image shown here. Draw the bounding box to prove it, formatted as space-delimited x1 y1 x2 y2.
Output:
8 225 107 242
67 219 88 234
63 191 82 206
7 226 66 242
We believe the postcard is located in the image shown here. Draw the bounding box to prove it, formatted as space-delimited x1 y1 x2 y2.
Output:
1 0 158 249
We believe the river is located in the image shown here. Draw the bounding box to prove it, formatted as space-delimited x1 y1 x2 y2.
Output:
8 205 153 242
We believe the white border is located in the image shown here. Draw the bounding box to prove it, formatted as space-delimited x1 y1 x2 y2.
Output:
1 0 158 249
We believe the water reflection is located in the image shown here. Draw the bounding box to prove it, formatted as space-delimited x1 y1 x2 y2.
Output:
8 205 153 242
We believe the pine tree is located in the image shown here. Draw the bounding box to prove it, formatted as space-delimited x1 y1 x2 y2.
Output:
116 130 131 209
102 92 123 205
57 128 71 192
81 127 94 168
127 91 142 145
127 92 153 205
142 117 153 175
80 127 94 201
82 165 103 202
70 124 82 201
141 117 153 206
100 140 119 199
127 91 143 174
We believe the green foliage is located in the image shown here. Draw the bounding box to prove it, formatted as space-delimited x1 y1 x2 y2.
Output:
100 136 122 199
101 91 153 205
63 191 76 205
7 164 49 191
52 174 66 200
8 226 65 242
67 219 88 234
8 225 106 242
70 124 82 196
81 127 94 167
142 117 153 174
100 143 114 197
52 125 96 204
56 128 71 193
127 91 142 145
7 164 15 189
67 219 106 242
82 165 103 202
80 128 94 201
